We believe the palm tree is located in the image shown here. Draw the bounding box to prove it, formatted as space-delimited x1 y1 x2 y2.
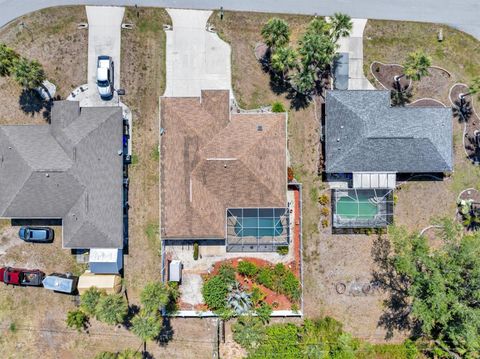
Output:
394 51 431 88
270 46 297 80
95 294 129 325
140 281 170 314
14 58 45 89
261 18 290 51
292 68 316 95
131 310 162 342
307 17 331 36
459 76 480 104
299 32 336 73
329 13 353 42
0 43 19 76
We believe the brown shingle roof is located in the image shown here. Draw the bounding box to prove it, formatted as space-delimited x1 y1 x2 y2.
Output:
160 90 287 239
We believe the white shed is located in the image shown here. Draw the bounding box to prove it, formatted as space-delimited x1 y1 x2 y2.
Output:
89 248 123 274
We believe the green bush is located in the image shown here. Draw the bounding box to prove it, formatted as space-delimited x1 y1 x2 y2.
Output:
193 242 199 260
117 349 142 359
80 287 104 316
0 43 19 76
66 309 88 332
140 281 169 314
202 275 229 311
95 294 129 325
237 261 258 277
232 316 266 350
271 101 286 112
257 267 274 288
218 263 236 285
276 246 288 255
256 303 273 324
94 352 117 359
250 285 266 306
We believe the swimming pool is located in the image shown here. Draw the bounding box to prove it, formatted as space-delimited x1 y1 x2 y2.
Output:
335 193 378 219
234 217 284 237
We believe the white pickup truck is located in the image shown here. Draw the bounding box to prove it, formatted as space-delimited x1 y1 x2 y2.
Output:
96 55 114 99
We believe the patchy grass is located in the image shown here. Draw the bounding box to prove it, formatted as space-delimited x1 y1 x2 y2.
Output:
150 143 160 161
210 11 312 109
121 7 169 302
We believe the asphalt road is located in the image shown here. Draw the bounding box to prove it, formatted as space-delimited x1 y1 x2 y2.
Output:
0 0 479 39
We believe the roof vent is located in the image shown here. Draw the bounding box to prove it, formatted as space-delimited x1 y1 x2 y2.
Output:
336 138 340 142
45 173 50 177
257 125 263 132
340 125 344 129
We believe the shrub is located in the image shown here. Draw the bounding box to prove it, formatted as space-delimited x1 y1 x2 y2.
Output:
237 261 258 278
66 309 88 332
250 285 266 306
321 219 329 228
256 303 273 324
202 275 229 311
80 287 104 316
257 267 274 288
14 57 46 89
0 43 19 76
393 194 399 205
193 242 199 260
140 281 170 314
282 271 301 301
232 316 266 350
218 263 236 285
166 282 181 314
320 207 330 217
95 352 117 359
95 294 129 325
131 311 162 342
287 167 294 182
271 101 286 113
318 194 329 205
276 246 288 255
117 349 142 359
291 303 299 313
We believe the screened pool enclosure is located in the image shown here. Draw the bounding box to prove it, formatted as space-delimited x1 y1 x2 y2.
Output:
332 188 394 228
226 208 289 252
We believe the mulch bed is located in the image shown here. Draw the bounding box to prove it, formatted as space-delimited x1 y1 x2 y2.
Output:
459 188 480 202
409 98 445 107
254 42 268 61
209 257 295 310
450 83 480 162
371 61 410 91
414 67 451 102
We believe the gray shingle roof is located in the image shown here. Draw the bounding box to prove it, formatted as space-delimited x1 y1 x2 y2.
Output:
0 101 123 249
325 90 453 173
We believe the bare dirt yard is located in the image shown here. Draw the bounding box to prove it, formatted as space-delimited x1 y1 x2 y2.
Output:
0 6 88 124
0 7 217 359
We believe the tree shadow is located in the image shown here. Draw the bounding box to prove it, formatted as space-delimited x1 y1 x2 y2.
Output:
452 99 473 123
286 87 312 110
390 89 412 107
18 89 53 122
371 235 421 339
123 304 140 330
156 316 174 347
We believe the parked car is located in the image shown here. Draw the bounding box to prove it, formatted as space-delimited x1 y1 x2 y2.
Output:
18 226 54 243
96 55 114 99
0 267 45 286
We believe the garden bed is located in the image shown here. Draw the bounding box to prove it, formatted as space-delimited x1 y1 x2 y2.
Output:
409 98 445 107
370 61 410 91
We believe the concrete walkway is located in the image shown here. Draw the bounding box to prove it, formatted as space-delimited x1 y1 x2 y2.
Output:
85 6 124 106
164 9 231 97
336 19 375 90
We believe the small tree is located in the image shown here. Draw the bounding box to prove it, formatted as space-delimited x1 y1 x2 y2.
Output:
307 17 331 36
459 76 480 103
66 309 88 332
95 294 129 325
140 281 170 314
261 18 290 51
329 13 353 42
80 287 104 316
131 310 162 342
0 43 19 76
14 57 46 89
270 46 297 80
395 51 431 87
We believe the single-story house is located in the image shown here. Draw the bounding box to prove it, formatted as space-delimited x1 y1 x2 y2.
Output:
160 90 288 252
0 101 124 248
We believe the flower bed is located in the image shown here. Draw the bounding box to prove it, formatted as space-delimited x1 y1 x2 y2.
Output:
202 258 301 315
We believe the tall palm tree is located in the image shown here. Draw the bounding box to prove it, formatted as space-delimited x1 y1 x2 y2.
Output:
14 58 45 89
330 13 353 42
394 51 431 88
299 31 336 73
270 46 297 80
307 17 331 36
293 68 316 95
261 18 290 51
0 43 19 76
459 76 480 104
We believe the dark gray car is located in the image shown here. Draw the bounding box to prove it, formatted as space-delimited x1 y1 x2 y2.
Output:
18 227 54 243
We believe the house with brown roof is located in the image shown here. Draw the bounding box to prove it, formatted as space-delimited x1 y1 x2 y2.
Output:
160 90 288 252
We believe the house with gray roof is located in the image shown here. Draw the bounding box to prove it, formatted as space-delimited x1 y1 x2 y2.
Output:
0 101 124 249
325 90 453 175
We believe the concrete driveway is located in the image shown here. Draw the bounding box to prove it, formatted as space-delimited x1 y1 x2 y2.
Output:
164 9 231 97
336 19 375 90
85 6 124 106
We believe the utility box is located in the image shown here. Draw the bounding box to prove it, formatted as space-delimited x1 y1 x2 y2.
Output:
169 260 182 282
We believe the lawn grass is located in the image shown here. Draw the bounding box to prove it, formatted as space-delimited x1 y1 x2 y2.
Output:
121 7 170 301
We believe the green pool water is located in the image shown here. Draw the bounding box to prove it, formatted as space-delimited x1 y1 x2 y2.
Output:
336 194 378 219
234 217 284 237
